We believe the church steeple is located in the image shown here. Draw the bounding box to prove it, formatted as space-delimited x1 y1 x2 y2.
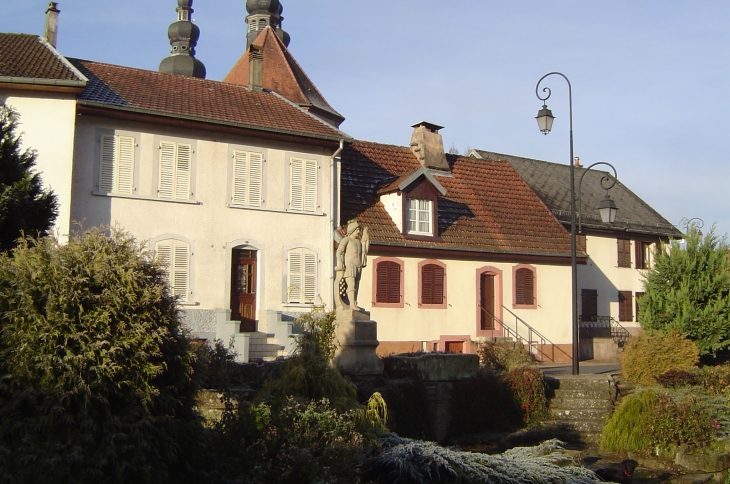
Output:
159 0 206 79
245 0 290 49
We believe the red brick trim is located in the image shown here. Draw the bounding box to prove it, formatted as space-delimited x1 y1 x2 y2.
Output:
418 259 447 309
371 256 404 308
475 266 503 337
512 264 537 309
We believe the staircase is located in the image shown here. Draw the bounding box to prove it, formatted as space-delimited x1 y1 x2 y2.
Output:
544 374 618 444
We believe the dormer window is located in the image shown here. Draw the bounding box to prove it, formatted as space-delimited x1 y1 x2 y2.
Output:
407 198 432 235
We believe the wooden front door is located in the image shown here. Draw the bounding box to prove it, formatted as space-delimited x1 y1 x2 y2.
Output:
480 273 495 331
445 341 464 354
231 249 257 332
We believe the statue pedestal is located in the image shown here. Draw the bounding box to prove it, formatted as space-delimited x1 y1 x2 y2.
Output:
333 309 383 376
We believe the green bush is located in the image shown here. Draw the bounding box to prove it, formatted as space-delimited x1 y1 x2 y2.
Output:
478 340 536 372
647 394 714 448
621 330 699 385
503 367 549 428
601 390 659 452
0 228 202 483
696 364 730 397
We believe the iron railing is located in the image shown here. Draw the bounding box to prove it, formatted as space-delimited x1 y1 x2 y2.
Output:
478 305 572 363
579 315 631 347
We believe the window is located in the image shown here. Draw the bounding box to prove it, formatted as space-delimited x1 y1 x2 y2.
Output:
635 291 645 322
287 248 317 304
513 265 536 308
99 134 134 194
406 198 432 235
581 289 598 321
289 158 317 212
373 258 403 307
159 141 192 200
156 239 191 303
635 241 651 269
618 291 633 322
419 261 446 307
231 150 263 207
617 239 631 268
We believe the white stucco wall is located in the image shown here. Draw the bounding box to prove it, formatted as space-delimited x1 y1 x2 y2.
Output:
0 90 78 237
578 233 654 328
71 115 335 332
359 254 573 347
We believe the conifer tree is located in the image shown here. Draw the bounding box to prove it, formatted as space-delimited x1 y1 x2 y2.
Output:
639 226 730 357
0 102 57 251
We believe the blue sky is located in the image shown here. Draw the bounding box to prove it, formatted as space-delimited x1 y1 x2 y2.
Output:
4 1 729 237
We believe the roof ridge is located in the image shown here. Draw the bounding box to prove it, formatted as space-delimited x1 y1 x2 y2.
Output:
37 36 88 83
267 90 351 140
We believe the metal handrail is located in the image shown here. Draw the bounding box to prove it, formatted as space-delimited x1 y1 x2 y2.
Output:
579 315 632 347
478 305 572 363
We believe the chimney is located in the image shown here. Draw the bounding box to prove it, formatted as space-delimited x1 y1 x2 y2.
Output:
249 44 264 89
574 157 581 166
44 2 60 49
410 122 449 171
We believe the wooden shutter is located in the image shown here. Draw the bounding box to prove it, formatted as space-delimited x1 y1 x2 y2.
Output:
100 134 134 194
175 143 192 200
618 291 633 322
421 264 444 305
304 159 317 212
159 141 176 199
515 268 534 305
376 261 401 304
635 240 645 269
581 289 598 321
232 151 263 206
288 249 302 303
156 239 189 303
617 239 631 268
303 250 317 303
290 158 304 210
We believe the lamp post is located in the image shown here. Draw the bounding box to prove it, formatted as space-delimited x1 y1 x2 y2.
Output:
535 73 619 375
680 217 704 236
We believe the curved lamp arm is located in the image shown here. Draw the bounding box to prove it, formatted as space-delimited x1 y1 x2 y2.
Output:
577 162 618 233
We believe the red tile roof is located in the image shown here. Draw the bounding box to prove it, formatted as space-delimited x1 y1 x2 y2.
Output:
70 58 348 141
223 28 344 127
341 140 577 257
0 33 82 81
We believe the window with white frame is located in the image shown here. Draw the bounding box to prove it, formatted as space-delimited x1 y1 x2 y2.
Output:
406 198 432 235
289 158 317 212
99 134 135 195
231 150 263 207
156 239 191 303
287 248 317 304
158 141 192 201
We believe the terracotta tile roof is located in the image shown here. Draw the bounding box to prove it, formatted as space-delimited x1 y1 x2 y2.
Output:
0 33 83 81
472 150 682 238
341 140 576 257
70 58 348 141
223 28 344 127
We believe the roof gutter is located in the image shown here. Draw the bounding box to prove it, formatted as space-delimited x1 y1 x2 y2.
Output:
77 100 353 144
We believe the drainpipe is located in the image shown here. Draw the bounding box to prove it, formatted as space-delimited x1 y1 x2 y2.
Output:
329 139 345 310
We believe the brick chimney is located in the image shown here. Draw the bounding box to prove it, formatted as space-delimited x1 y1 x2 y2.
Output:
410 121 449 172
44 2 60 48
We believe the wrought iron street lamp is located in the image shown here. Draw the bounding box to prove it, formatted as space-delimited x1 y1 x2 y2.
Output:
680 217 704 236
535 72 619 375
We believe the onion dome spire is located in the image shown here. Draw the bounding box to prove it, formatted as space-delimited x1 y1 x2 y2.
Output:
245 0 290 49
159 0 206 79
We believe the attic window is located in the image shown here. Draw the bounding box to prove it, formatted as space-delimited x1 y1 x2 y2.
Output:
406 199 432 235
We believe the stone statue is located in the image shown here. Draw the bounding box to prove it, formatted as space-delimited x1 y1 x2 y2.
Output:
335 219 369 310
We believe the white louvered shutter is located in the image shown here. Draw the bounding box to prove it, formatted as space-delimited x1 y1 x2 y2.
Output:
156 239 190 303
175 143 192 200
159 141 176 199
232 151 263 206
304 160 317 212
303 250 317 303
290 158 304 211
100 135 116 193
100 135 134 194
288 249 302 303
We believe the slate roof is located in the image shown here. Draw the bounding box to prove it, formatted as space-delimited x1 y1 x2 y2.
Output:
223 28 344 127
0 33 84 83
341 140 577 258
70 58 348 141
472 150 681 238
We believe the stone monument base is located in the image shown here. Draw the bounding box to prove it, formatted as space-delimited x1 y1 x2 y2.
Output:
333 308 384 376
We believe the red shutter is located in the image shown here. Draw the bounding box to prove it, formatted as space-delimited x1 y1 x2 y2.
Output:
421 264 444 305
515 268 534 305
617 239 631 268
376 261 401 304
635 241 644 269
618 291 633 321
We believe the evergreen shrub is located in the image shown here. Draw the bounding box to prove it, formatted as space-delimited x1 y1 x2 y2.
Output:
503 367 550 428
478 340 536 372
696 364 730 397
601 390 659 452
647 394 714 449
621 330 699 385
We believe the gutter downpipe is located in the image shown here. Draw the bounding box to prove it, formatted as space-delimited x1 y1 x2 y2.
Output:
329 139 345 310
